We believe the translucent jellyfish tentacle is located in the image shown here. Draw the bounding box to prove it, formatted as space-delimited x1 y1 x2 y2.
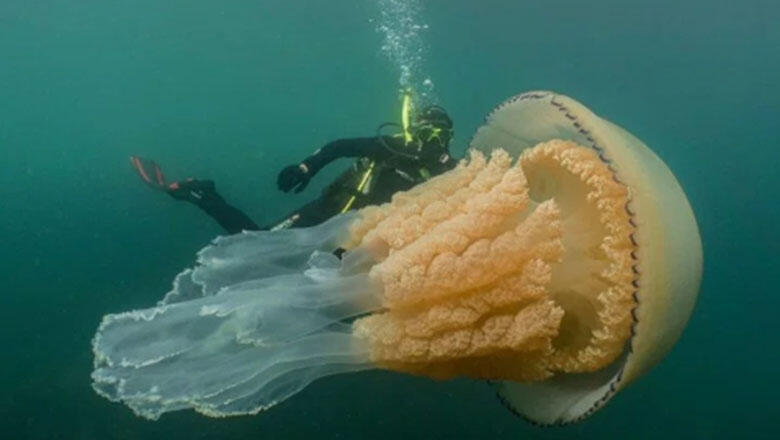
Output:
91 212 381 420
179 213 358 300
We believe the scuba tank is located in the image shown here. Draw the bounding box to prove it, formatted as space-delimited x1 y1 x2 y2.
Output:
338 90 417 213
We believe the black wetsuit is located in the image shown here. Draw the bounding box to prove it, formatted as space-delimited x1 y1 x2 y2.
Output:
178 136 457 234
169 179 260 233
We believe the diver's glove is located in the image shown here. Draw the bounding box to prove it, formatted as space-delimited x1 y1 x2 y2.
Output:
277 163 311 193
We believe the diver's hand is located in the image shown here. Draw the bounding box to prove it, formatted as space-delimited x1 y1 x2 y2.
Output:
277 164 311 193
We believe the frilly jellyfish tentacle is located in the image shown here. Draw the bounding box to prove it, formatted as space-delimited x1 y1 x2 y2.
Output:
162 213 360 303
92 214 382 420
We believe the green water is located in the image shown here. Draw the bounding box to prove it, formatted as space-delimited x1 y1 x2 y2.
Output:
1 0 777 438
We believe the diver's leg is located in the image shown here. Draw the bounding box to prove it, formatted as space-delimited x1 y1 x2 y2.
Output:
130 156 260 234
263 197 336 231
168 180 261 234
262 197 350 258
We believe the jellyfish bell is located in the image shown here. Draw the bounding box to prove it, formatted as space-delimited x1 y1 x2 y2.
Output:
468 91 703 423
91 91 702 425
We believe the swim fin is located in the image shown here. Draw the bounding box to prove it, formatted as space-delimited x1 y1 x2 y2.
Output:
130 156 168 191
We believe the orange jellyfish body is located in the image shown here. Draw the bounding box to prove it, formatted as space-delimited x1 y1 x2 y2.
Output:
348 141 636 385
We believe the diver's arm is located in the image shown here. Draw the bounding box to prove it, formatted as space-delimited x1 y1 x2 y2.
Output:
277 137 388 193
301 137 387 175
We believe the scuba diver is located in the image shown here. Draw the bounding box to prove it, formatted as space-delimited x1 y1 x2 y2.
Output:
131 97 457 234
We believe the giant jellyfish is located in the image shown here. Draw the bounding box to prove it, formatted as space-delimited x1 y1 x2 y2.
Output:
92 91 702 424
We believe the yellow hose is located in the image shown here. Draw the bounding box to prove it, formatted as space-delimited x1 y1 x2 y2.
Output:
341 161 376 213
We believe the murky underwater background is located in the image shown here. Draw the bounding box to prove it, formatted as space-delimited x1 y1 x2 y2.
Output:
1 0 778 438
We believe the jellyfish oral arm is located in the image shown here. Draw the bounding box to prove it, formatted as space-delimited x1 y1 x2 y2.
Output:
92 216 383 420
